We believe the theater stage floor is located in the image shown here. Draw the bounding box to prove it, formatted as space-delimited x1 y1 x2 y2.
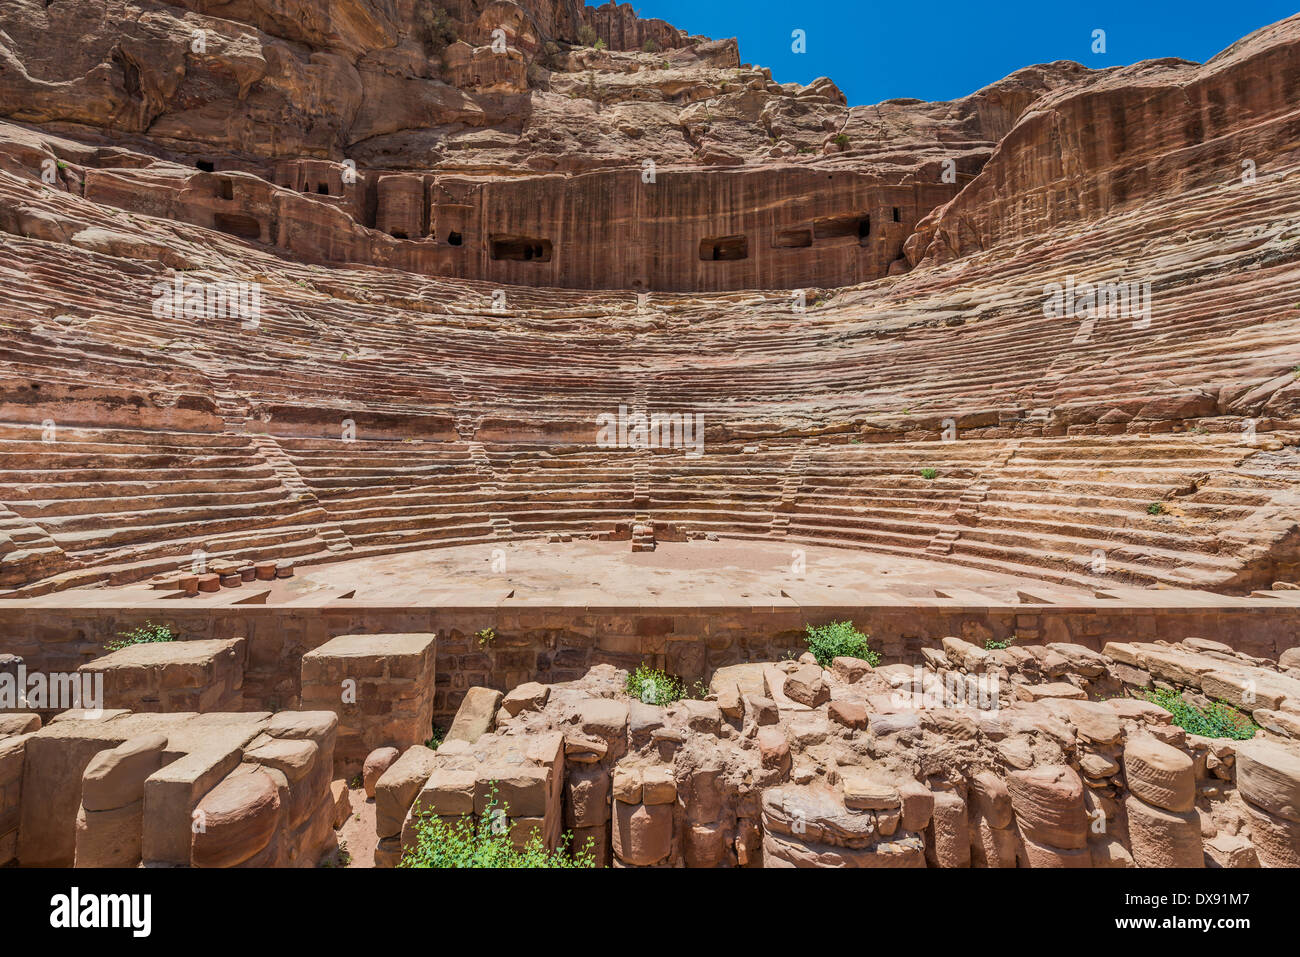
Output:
236 537 1103 605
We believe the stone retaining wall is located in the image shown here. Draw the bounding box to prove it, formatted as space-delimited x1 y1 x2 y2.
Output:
3 596 1298 725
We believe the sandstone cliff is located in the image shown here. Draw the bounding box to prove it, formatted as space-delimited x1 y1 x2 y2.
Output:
0 7 1297 594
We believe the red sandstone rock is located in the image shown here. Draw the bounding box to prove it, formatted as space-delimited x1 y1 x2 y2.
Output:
74 801 144 869
1123 737 1196 813
612 800 672 866
756 725 790 773
1125 795 1204 868
828 699 867 729
783 665 829 708
363 747 401 799
1235 740 1300 823
80 733 168 812
1006 765 1088 850
191 768 282 868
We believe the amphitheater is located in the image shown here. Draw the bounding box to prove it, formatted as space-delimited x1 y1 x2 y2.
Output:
0 0 1299 870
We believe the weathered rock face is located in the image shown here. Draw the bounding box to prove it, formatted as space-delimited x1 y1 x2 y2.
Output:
915 19 1300 265
426 167 956 291
0 9 1298 596
372 638 1300 867
0 0 1083 290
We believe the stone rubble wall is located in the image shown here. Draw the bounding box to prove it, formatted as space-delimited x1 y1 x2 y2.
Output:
373 637 1300 867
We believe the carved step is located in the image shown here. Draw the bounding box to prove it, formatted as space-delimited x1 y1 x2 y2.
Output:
925 528 960 555
631 517 656 552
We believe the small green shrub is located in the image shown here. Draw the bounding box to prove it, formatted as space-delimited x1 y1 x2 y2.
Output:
642 38 659 53
1143 688 1257 740
920 467 937 480
804 620 880 668
401 787 595 868
1147 502 1166 516
577 25 597 46
425 724 445 750
417 4 457 56
984 636 1015 651
320 839 352 868
475 627 497 648
593 38 607 51
625 663 684 705
105 620 177 653
833 132 850 149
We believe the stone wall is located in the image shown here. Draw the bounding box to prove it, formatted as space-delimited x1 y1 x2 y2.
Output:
301 632 437 776
378 638 1300 868
3 595 1298 726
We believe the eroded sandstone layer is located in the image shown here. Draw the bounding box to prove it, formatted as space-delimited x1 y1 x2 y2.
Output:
0 11 1297 605
0 0 1044 290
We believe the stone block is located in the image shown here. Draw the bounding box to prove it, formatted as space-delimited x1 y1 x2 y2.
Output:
1006 765 1088 850
445 686 503 745
1235 739 1300 823
612 801 673 866
79 638 245 713
375 745 439 839
81 733 168 812
301 634 436 775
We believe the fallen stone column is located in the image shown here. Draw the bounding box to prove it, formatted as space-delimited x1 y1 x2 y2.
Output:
1236 739 1300 866
1121 736 1202 867
191 765 286 868
1007 765 1092 867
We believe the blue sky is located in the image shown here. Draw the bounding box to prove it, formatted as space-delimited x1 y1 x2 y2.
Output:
609 1 1298 106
